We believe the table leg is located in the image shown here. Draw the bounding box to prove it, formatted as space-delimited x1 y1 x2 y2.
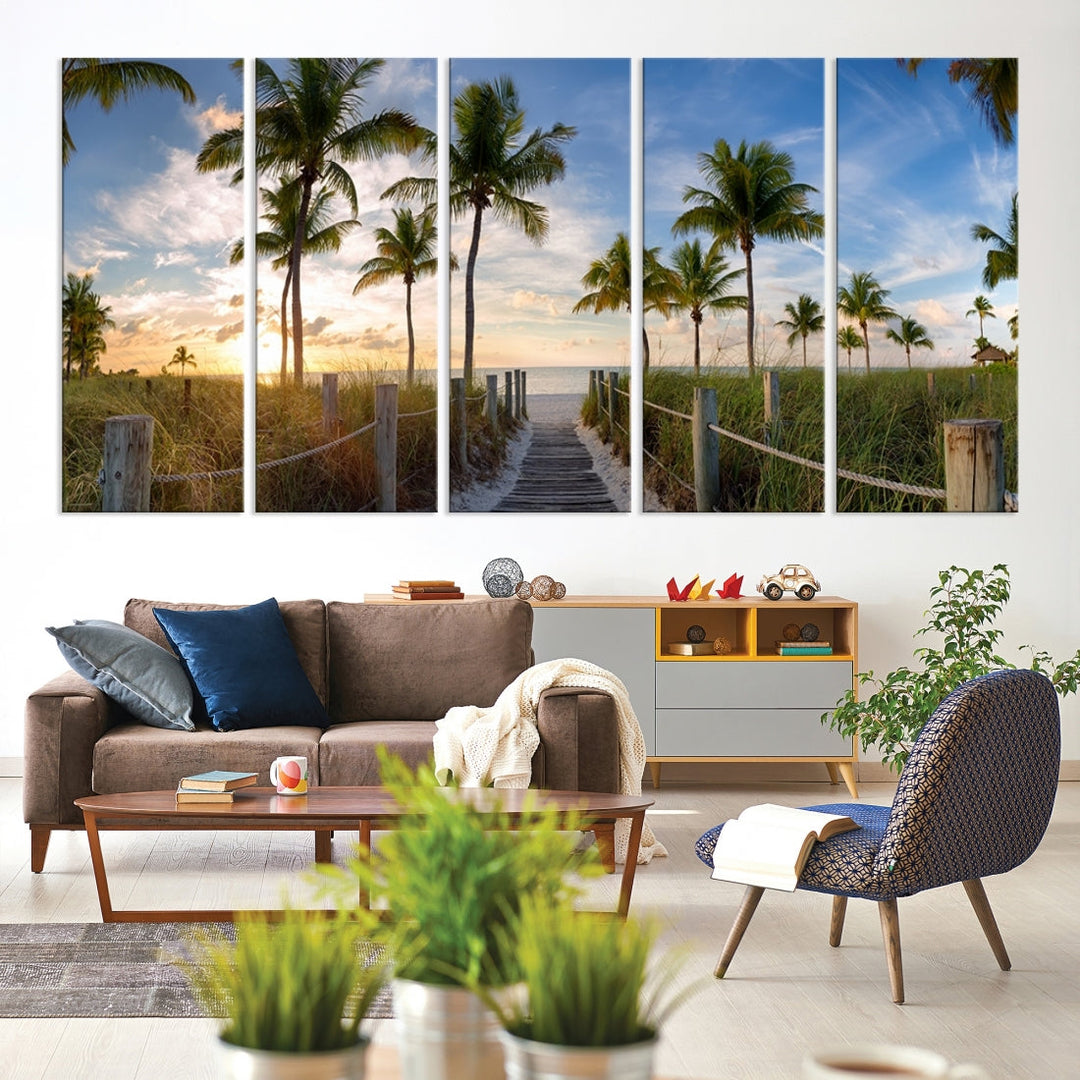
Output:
357 819 372 910
616 811 645 918
315 829 332 863
82 812 116 922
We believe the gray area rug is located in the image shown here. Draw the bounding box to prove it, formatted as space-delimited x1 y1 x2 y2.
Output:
0 923 393 1019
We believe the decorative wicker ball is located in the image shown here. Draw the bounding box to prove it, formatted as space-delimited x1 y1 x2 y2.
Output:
552 581 566 600
713 635 732 655
530 575 556 602
686 624 707 644
482 557 524 598
782 622 801 641
800 622 820 642
515 580 533 600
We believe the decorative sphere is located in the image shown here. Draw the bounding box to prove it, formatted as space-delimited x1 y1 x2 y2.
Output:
482 558 523 598
530 575 556 602
552 582 566 600
686 624 706 643
713 636 732 655
800 623 820 641
782 622 801 641
515 580 533 600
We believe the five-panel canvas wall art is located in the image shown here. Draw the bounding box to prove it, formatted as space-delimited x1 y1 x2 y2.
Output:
62 58 1018 514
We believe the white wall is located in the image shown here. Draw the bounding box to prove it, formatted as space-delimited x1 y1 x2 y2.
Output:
4 0 1078 765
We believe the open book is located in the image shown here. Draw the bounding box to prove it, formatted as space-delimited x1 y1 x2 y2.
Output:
710 803 859 892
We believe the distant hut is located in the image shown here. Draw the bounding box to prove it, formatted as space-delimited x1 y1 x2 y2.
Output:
971 344 1010 366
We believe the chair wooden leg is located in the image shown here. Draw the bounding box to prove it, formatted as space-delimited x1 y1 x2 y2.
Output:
877 897 905 1004
829 895 847 947
962 878 1011 971
30 826 52 874
714 886 765 978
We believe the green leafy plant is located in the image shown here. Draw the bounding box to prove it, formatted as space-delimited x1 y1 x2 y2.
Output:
484 897 695 1047
180 906 388 1053
317 749 598 988
825 564 1080 773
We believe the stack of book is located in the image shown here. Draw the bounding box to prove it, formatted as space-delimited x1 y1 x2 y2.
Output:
175 770 258 804
392 579 465 600
775 640 833 656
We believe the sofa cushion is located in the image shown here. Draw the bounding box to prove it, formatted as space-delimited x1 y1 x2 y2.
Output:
124 598 329 705
92 722 323 793
46 619 195 731
318 721 439 786
326 598 533 722
153 598 331 732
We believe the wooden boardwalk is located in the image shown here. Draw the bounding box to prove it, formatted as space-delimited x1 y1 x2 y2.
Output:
492 418 619 512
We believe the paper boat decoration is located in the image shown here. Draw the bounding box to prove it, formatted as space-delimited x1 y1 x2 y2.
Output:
716 573 744 599
666 576 698 602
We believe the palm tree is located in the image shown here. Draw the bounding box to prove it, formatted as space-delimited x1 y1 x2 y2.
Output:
666 239 747 373
234 182 360 385
384 77 576 382
672 139 823 375
837 270 897 373
353 208 452 385
62 58 195 166
899 59 1017 147
837 325 863 373
168 346 197 376
775 293 825 368
642 247 676 372
971 193 1018 290
885 316 934 369
198 58 422 384
966 295 996 340
62 272 114 380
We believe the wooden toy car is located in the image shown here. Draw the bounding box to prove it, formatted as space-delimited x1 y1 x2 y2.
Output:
757 564 820 601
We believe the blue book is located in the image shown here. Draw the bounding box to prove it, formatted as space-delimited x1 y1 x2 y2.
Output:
178 770 257 791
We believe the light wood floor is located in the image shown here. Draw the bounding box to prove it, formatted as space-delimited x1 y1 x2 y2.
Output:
1 776 1078 1079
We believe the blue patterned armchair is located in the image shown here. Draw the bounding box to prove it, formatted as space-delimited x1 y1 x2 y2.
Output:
695 669 1060 1003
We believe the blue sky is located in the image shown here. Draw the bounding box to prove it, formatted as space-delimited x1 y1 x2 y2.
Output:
63 59 244 374
449 58 631 374
838 59 1018 368
644 58 825 368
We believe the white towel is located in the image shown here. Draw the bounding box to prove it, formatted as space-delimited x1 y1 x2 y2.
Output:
433 658 667 864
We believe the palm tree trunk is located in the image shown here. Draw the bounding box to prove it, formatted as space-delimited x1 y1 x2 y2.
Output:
906 345 911 370
405 279 415 386
693 312 702 374
642 327 650 372
861 322 871 374
802 333 808 368
463 204 484 383
291 178 314 387
743 248 755 376
279 267 291 387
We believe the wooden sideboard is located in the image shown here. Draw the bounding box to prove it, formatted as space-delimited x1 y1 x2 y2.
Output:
529 594 859 796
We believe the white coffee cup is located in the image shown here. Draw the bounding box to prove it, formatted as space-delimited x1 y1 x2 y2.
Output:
270 755 308 795
803 1044 989 1079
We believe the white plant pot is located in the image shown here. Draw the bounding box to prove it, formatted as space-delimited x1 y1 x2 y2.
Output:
499 1029 658 1080
214 1036 368 1080
392 978 504 1080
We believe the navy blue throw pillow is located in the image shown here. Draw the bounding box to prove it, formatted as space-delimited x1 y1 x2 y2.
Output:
152 598 330 732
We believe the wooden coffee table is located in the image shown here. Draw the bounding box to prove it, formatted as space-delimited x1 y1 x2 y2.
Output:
74 786 653 923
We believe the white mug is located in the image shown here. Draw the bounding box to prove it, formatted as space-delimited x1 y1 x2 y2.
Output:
270 755 308 795
803 1044 990 1079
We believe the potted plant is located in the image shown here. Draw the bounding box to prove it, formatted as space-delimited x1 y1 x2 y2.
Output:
179 905 388 1080
483 895 695 1080
320 751 597 1080
825 565 1080 772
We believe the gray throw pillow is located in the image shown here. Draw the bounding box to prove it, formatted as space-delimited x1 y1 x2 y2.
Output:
46 619 195 731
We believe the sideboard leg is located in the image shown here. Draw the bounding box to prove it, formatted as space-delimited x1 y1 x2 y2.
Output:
648 760 661 788
837 762 859 799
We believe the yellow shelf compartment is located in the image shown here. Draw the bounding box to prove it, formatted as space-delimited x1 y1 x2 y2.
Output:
655 603 751 660
753 600 857 660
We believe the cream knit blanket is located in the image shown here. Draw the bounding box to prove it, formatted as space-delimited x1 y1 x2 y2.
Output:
433 657 666 864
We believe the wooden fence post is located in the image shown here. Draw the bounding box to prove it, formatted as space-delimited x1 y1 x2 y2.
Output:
588 369 597 400
504 370 513 421
763 371 781 447
321 373 339 435
597 371 608 414
103 414 154 512
943 418 1004 511
513 369 522 419
452 377 467 468
486 374 498 427
969 374 977 393
692 386 720 513
609 370 619 426
374 383 398 512
926 372 936 398
520 370 527 417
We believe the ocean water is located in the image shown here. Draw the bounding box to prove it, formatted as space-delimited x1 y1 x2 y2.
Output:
468 365 627 396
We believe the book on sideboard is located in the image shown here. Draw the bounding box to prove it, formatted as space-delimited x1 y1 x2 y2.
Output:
178 770 257 792
710 803 859 892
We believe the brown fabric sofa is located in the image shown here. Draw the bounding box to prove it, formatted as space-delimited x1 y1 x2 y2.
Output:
24 597 620 872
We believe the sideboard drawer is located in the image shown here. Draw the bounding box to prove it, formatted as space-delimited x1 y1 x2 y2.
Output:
655 708 851 757
655 661 852 710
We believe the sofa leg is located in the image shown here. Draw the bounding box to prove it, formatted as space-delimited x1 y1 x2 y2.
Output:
962 878 1011 971
593 825 616 873
829 895 847 947
31 826 52 873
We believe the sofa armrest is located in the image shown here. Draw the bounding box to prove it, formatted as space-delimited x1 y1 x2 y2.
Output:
24 671 116 827
534 686 620 794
